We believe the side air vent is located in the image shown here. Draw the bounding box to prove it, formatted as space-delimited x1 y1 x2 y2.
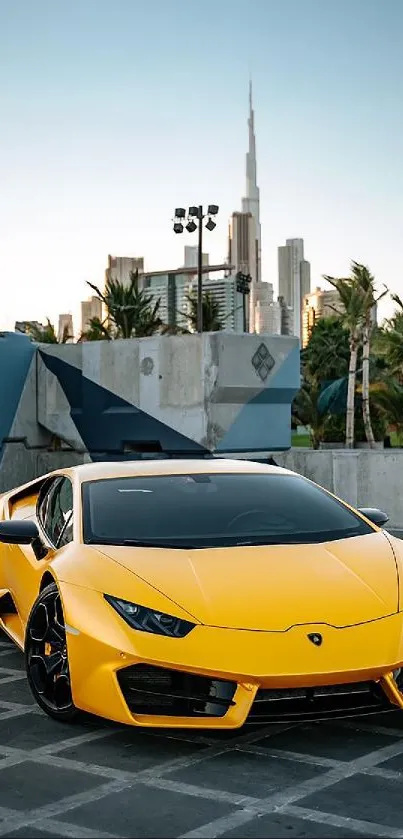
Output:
0 592 18 616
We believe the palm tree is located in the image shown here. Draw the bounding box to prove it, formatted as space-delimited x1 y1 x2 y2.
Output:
350 261 388 447
371 379 403 444
182 291 225 332
292 377 329 449
323 274 366 447
79 317 112 342
302 316 350 383
87 270 163 339
375 294 403 381
27 318 72 344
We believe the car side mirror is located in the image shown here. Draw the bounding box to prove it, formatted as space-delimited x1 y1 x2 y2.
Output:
357 507 389 528
0 520 47 559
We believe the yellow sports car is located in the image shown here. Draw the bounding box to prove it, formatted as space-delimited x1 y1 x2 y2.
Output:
0 458 402 729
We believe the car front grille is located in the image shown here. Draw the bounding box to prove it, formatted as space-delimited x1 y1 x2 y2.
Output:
247 680 391 723
117 664 237 717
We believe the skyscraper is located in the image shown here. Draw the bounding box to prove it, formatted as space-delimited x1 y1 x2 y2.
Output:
106 255 144 286
301 286 378 348
278 238 311 340
58 313 74 342
183 246 209 270
81 295 102 335
241 81 261 284
228 82 277 334
228 211 257 331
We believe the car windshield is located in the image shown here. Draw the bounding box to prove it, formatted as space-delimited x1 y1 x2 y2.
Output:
82 472 374 548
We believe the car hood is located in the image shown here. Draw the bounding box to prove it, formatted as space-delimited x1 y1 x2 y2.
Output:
97 531 399 631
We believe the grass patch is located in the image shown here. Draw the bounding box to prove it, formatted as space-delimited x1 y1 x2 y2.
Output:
291 433 311 448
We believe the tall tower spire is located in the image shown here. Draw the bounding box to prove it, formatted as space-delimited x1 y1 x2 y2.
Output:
242 80 261 284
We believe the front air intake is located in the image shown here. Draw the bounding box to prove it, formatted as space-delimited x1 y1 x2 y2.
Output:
248 680 389 723
117 664 237 717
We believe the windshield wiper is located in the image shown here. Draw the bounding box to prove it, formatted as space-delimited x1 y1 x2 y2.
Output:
122 539 197 549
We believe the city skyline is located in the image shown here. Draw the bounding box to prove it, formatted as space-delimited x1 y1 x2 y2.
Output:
1 0 402 331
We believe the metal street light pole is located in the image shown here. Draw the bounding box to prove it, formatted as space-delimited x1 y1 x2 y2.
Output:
197 205 203 334
173 205 219 335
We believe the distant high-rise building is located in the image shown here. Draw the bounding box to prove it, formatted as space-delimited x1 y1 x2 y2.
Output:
228 212 257 281
254 283 281 335
183 246 209 274
242 82 261 284
58 313 74 343
229 82 276 333
302 287 341 347
106 254 144 287
81 295 102 335
15 320 44 335
142 266 244 333
188 277 244 333
228 211 257 331
278 295 292 336
278 238 311 340
302 285 377 348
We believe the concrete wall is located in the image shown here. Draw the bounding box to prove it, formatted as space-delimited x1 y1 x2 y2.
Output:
0 444 86 494
35 333 300 457
0 331 300 492
273 449 403 534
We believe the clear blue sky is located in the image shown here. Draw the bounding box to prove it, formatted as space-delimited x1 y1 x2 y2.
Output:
1 0 402 331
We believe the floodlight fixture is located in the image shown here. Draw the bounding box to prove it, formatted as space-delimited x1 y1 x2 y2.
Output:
171 203 220 333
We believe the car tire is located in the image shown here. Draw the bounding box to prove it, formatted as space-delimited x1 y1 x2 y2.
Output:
25 582 79 722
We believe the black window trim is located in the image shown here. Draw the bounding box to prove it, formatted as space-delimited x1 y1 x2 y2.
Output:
36 474 74 550
56 510 73 549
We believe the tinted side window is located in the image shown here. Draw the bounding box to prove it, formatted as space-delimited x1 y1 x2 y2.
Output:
38 477 73 547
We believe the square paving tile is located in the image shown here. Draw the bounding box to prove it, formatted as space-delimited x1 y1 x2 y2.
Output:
0 761 103 810
58 785 236 838
0 713 101 749
222 812 361 838
0 678 33 705
0 650 25 670
301 773 403 828
0 672 26 685
374 749 403 772
255 722 395 761
168 751 325 798
60 729 207 771
2 828 59 839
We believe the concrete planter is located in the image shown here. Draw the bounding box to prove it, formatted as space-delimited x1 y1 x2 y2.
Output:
319 442 345 449
355 441 384 449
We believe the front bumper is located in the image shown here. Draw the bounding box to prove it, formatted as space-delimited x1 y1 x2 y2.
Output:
60 583 403 728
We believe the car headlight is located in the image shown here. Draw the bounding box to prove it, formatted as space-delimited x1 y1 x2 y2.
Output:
104 595 196 638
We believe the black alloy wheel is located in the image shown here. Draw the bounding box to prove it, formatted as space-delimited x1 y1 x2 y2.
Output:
25 582 79 721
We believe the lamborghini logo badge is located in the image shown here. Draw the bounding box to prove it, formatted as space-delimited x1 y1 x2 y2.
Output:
308 632 323 646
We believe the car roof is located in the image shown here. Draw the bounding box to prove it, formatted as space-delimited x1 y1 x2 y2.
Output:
72 458 294 484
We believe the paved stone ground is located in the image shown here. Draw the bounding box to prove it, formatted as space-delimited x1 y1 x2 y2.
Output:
1 633 403 838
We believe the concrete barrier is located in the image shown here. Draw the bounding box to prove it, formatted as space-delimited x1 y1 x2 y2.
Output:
0 331 300 492
273 449 403 535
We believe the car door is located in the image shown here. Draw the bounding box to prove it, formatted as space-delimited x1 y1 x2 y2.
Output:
4 476 74 628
